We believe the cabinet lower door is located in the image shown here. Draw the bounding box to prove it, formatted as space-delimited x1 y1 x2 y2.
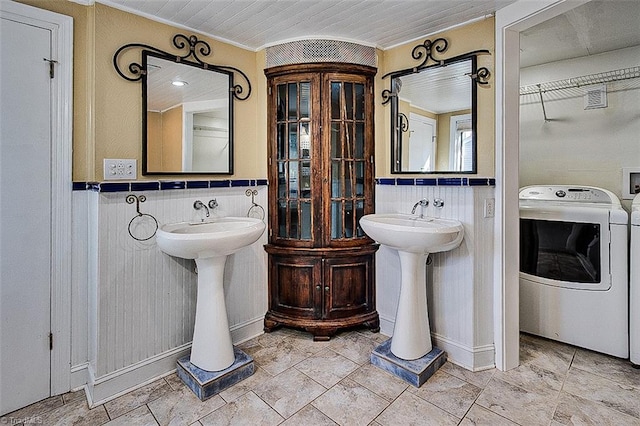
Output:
268 255 322 319
323 254 375 320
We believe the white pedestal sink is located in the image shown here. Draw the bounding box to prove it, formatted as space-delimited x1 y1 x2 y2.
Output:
156 217 265 372
360 213 463 360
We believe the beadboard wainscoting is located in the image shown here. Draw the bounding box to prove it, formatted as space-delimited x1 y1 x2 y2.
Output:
374 182 496 371
72 183 268 406
69 179 494 405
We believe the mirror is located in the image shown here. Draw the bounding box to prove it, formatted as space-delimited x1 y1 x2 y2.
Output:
393 59 475 173
113 34 252 176
143 52 232 174
384 39 490 174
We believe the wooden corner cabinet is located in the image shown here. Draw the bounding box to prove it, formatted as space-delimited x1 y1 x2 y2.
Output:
264 63 380 340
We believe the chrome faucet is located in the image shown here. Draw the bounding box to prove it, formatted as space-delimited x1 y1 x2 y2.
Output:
193 200 210 219
411 198 429 218
208 199 218 210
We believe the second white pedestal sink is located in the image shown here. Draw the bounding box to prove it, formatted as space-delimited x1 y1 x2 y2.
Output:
156 217 265 372
360 213 463 360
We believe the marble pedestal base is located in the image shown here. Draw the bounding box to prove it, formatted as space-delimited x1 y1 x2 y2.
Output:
371 339 446 387
177 348 254 401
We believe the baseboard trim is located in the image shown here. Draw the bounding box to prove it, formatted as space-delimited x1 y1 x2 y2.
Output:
432 333 495 371
231 316 265 344
85 318 266 407
379 315 395 337
70 363 89 391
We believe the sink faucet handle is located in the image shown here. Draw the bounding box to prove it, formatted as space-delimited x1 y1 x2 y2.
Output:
433 198 444 208
411 198 429 214
208 199 218 209
193 200 210 218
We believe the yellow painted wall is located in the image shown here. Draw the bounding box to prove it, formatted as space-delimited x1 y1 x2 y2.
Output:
146 111 162 170
160 105 183 171
379 17 495 177
17 1 260 181
18 1 494 180
94 3 260 180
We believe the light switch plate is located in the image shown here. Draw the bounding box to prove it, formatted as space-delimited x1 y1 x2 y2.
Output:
104 159 137 180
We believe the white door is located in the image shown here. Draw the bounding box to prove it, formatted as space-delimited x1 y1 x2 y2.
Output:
0 15 53 414
408 113 436 171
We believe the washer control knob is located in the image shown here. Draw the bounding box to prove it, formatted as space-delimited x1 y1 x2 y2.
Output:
555 190 566 198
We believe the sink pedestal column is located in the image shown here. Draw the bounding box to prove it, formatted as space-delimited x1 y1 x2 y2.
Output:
191 256 234 371
177 256 255 401
392 252 432 359
371 251 446 387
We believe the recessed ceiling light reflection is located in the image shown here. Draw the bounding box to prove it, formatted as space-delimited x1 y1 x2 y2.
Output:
172 80 188 87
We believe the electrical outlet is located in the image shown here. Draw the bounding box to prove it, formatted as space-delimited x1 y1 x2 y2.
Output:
104 159 137 180
484 198 495 218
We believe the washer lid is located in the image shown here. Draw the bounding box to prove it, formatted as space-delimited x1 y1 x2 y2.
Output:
519 185 619 205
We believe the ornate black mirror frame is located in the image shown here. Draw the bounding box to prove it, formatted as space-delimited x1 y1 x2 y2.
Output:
113 34 252 175
382 38 491 174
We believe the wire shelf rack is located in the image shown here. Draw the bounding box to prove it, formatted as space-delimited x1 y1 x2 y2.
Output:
520 66 640 95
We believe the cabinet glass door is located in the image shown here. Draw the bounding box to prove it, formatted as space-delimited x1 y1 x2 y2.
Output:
275 79 314 241
327 76 369 241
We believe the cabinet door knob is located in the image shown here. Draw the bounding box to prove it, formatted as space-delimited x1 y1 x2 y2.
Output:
316 285 321 290
324 286 329 291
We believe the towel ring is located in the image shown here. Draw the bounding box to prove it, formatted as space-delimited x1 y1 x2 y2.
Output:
126 194 158 241
245 189 265 220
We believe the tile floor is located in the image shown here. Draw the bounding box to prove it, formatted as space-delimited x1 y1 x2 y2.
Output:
4 329 640 425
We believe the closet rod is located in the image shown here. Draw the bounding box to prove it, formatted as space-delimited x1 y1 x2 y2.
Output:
520 65 640 96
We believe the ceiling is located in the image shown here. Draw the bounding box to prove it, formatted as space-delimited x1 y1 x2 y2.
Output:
102 0 640 67
146 56 229 112
520 1 640 68
101 0 517 51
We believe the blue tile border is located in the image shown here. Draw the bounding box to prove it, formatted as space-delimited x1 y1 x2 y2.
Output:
375 177 495 187
100 182 130 193
186 180 209 189
75 177 493 192
73 179 269 193
131 181 159 191
415 178 437 186
209 180 231 188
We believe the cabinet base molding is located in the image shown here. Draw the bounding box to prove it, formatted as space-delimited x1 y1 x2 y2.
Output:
264 311 380 341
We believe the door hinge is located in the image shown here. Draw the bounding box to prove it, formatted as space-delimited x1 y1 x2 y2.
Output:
43 58 57 79
49 332 53 350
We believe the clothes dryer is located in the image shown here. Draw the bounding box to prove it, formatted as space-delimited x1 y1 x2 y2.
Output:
519 185 628 357
630 193 640 364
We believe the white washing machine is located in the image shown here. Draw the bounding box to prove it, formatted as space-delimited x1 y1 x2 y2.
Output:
519 185 628 358
630 193 640 364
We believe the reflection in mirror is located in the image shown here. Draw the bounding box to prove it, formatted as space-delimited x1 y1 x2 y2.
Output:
392 59 475 173
383 38 490 174
144 53 232 174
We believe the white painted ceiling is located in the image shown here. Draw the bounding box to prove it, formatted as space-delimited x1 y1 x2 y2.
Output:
103 0 640 67
101 0 517 51
520 1 640 68
107 0 640 115
146 56 229 111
